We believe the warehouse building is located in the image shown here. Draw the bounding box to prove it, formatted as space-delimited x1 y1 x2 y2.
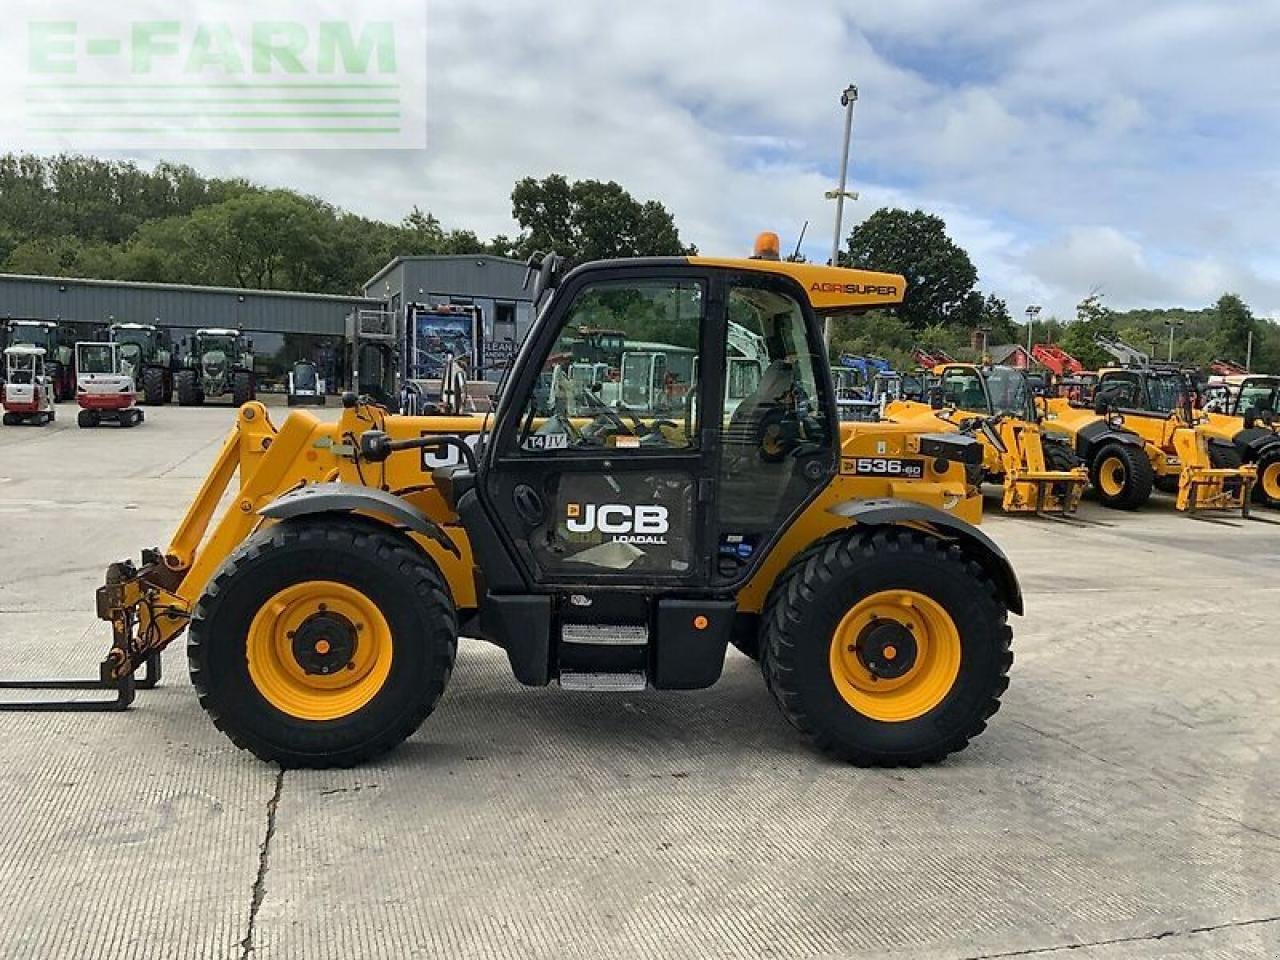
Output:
0 255 535 392
362 255 536 375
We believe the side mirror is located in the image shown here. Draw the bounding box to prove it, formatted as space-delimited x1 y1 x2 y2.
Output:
928 386 945 410
1092 388 1121 416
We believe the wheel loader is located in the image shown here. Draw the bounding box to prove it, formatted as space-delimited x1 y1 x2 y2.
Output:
0 242 1020 769
1044 367 1256 514
1197 374 1280 508
885 363 1088 515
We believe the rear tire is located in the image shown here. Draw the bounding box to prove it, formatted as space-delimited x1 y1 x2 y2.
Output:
232 370 255 407
188 517 458 768
761 528 1012 767
142 367 167 405
77 409 99 428
1089 443 1153 509
1253 448 1280 508
176 370 201 406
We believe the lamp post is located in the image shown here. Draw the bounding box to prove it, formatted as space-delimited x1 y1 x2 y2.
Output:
1164 319 1184 362
1025 304 1042 366
824 84 859 347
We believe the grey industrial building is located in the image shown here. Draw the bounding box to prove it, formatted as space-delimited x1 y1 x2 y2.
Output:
363 255 536 374
0 256 534 392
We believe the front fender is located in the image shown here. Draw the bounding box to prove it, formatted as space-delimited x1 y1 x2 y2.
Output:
259 482 460 558
828 498 1023 615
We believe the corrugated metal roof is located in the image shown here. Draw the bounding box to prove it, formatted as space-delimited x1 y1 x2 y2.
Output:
365 255 532 302
0 274 384 335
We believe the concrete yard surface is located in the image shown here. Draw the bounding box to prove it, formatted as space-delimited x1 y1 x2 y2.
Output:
0 405 1277 959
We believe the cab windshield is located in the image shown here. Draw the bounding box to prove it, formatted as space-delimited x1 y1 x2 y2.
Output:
77 345 118 375
1146 373 1183 414
985 366 1032 418
293 362 318 391
1238 378 1278 415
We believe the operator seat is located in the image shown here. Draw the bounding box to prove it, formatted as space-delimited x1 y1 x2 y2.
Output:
725 360 796 451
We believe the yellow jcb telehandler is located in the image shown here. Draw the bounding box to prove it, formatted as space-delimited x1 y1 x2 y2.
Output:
1045 367 1256 515
0 242 1019 769
886 363 1088 515
1198 374 1280 508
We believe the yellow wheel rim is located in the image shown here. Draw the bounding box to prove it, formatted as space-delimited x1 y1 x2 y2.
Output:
1098 456 1127 497
1262 461 1280 502
829 590 962 723
246 581 393 722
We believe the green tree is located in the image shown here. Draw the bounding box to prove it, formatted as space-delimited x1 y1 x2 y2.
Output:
1210 293 1257 364
844 208 978 329
505 174 690 264
1060 293 1116 368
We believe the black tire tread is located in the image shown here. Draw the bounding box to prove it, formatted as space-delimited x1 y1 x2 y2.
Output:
1253 448 1280 507
1090 442 1154 509
761 527 1012 767
141 366 167 405
188 518 458 768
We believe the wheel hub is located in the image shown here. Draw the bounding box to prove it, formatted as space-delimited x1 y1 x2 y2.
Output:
855 619 918 680
291 610 358 676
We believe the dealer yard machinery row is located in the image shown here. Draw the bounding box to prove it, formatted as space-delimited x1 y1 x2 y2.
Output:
886 363 1088 516
1044 365 1258 515
0 243 1020 771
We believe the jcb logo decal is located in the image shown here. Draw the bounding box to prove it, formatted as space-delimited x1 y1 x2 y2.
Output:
565 503 669 544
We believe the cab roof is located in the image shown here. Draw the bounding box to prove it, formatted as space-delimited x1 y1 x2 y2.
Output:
689 256 905 313
560 254 906 314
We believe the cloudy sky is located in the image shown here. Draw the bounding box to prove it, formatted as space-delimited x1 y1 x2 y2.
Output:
10 1 1280 320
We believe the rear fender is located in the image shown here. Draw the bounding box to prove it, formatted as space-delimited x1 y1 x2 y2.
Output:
827 498 1023 615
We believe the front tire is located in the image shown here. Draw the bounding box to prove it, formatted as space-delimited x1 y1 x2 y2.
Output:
176 370 201 406
188 517 458 768
762 528 1012 766
232 370 255 407
142 367 167 405
1089 442 1153 509
1253 448 1280 508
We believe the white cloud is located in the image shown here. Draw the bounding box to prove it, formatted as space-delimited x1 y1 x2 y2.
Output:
3 0 1279 322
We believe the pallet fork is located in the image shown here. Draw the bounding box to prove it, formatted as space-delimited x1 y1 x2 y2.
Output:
1173 429 1256 516
992 419 1088 515
0 403 334 712
0 555 184 711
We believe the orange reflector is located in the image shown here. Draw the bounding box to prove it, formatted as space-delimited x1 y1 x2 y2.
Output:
693 615 709 630
884 645 897 660
315 639 331 655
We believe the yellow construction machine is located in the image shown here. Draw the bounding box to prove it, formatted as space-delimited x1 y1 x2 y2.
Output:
1 241 1019 770
886 363 1087 515
1198 374 1280 508
1045 366 1256 515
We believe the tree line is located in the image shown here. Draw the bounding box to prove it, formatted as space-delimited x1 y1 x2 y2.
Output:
0 156 688 295
0 153 1274 374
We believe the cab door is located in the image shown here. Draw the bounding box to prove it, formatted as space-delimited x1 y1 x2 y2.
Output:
482 266 719 588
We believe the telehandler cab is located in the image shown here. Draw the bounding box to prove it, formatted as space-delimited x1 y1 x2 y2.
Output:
885 363 1088 515
0 245 1019 769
